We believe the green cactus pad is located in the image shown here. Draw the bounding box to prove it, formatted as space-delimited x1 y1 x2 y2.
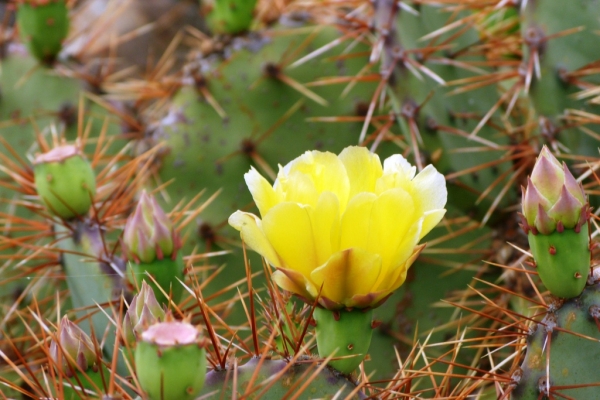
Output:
527 223 590 298
313 307 373 374
17 0 69 64
33 146 96 219
522 0 600 156
128 253 185 307
135 322 206 400
201 357 363 399
512 282 600 399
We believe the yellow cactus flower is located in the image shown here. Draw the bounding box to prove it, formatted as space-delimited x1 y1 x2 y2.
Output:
229 146 447 310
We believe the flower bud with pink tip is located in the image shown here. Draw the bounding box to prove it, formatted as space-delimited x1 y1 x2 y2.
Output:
521 146 591 299
123 281 165 346
124 191 177 263
521 146 587 235
124 192 184 306
49 316 98 377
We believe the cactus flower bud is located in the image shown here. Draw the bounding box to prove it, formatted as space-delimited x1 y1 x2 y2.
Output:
124 191 184 306
521 146 586 235
123 282 165 346
521 147 591 299
124 191 175 263
49 316 98 377
33 145 96 219
135 321 207 400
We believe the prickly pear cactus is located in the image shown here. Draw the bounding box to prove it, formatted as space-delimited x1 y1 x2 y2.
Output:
521 0 600 156
6 0 600 399
201 357 363 399
511 282 600 399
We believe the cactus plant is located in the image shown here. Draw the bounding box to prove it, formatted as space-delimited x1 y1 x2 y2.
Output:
4 0 600 399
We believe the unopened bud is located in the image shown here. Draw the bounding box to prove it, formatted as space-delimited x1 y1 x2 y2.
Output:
123 282 165 346
522 147 590 298
522 146 586 234
124 191 176 263
135 321 207 400
49 316 97 377
33 145 96 219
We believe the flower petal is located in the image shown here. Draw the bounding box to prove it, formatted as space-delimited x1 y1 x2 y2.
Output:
277 150 350 208
338 146 382 198
272 268 318 300
562 162 586 204
349 290 390 309
531 149 564 203
380 244 425 293
374 155 417 194
339 192 377 251
383 154 416 179
228 211 282 267
262 202 317 278
411 164 447 212
341 189 415 271
310 248 382 307
369 188 416 269
311 192 341 265
371 219 422 291
547 185 583 228
420 209 445 240
245 167 280 216
523 177 552 225
280 170 319 207
535 203 556 235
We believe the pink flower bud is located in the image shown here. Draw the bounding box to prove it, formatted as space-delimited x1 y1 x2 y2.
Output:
123 282 165 346
123 191 176 263
49 316 97 377
522 146 586 234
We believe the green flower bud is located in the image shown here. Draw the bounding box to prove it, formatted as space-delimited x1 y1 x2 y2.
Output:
123 281 165 346
135 321 207 400
33 145 96 219
17 0 69 64
49 316 98 377
521 147 591 298
124 191 175 264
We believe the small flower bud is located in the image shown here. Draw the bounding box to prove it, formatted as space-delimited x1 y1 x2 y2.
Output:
135 321 207 400
522 147 590 299
49 316 97 377
522 146 586 234
124 191 176 263
123 282 165 346
33 145 96 219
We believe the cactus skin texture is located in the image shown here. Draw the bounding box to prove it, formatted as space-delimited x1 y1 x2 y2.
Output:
17 0 69 64
522 0 600 156
512 282 600 399
313 308 374 374
527 226 590 299
200 357 364 399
